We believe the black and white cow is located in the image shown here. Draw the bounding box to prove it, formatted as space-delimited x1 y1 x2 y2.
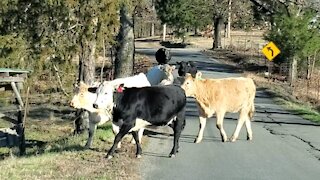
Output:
93 84 186 159
177 61 198 78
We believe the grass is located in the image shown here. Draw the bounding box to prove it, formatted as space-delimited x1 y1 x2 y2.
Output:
250 74 320 124
274 96 320 124
0 110 139 180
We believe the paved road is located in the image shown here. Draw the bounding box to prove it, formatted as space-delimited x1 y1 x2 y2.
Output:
136 48 320 180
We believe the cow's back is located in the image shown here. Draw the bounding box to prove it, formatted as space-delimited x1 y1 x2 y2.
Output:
114 85 186 126
196 77 255 114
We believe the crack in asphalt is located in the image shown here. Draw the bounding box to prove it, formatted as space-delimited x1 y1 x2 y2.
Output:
291 134 320 161
263 115 320 161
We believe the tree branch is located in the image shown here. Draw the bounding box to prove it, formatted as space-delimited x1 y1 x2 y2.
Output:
53 64 70 97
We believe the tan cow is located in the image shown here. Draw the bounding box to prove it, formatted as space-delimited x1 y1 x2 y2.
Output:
181 72 256 143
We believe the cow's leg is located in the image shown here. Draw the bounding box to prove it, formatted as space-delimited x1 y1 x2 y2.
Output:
107 124 132 159
112 123 122 149
138 128 144 144
170 110 185 157
216 112 227 142
85 122 96 148
132 130 142 158
245 118 253 141
130 128 144 144
195 116 207 143
230 110 247 142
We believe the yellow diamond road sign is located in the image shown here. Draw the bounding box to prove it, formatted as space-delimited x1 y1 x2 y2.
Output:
262 42 281 61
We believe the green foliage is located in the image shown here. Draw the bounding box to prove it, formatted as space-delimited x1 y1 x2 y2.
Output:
264 10 320 63
0 34 30 68
155 0 212 36
0 0 120 92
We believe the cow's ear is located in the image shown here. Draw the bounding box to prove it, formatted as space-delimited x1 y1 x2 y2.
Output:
188 61 195 66
90 81 101 87
116 83 125 93
79 81 89 89
195 72 202 79
177 61 181 65
79 81 85 86
185 73 192 78
159 65 165 70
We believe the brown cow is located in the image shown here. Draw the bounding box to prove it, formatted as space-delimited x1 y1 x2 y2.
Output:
181 72 256 143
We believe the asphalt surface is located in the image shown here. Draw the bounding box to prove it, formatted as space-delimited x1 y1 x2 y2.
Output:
136 48 320 180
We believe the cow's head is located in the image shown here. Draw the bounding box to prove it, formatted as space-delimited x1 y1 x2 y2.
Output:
177 61 196 77
180 72 202 97
70 82 98 112
160 64 176 78
93 81 117 110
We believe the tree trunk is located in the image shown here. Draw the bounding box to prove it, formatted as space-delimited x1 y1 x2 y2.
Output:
307 56 311 80
151 23 155 37
194 26 198 36
213 16 223 49
289 57 298 86
226 0 232 38
115 3 134 78
76 18 98 135
151 2 155 37
162 23 167 41
311 50 317 79
82 40 96 84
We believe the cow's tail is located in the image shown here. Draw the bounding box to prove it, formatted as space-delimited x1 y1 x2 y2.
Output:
248 88 256 121
248 101 255 120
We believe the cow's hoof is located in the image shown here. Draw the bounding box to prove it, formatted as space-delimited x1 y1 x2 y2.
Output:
229 137 236 142
136 154 142 159
106 155 113 160
84 145 90 149
194 139 201 143
247 136 253 141
169 154 176 158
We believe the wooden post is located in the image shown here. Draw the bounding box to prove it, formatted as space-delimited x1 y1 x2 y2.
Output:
11 82 26 155
11 82 24 107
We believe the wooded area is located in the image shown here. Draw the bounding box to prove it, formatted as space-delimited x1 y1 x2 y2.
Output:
0 0 319 92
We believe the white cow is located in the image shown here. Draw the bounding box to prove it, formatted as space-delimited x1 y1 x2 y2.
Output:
70 82 112 148
70 73 151 148
159 64 176 85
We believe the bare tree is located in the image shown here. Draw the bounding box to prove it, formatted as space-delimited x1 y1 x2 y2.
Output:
212 0 228 49
115 3 135 78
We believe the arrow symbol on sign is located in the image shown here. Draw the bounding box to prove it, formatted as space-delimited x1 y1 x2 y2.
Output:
267 47 274 57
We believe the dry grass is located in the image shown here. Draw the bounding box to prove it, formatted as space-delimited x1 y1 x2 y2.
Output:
0 108 142 179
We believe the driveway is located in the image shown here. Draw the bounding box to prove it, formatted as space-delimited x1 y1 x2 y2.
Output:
136 47 320 180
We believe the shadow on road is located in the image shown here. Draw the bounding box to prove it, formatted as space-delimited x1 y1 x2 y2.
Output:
143 152 171 158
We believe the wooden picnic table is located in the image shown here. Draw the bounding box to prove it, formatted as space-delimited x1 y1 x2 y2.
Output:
0 68 29 155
